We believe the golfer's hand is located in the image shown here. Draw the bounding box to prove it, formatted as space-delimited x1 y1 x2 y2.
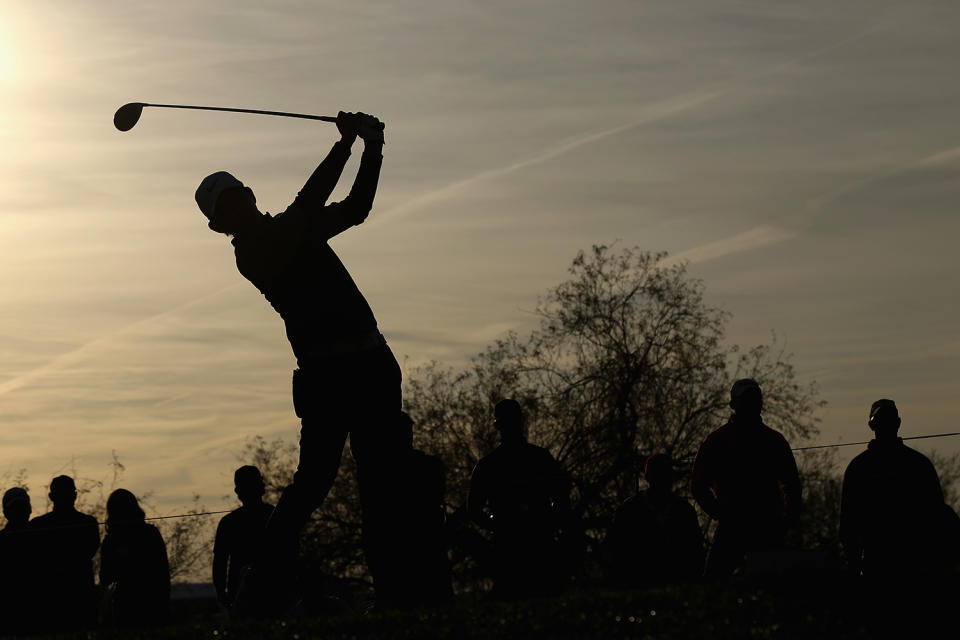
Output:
336 111 359 143
357 113 385 146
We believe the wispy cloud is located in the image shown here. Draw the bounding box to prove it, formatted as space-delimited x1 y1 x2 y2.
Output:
807 144 960 214
376 91 724 223
0 285 239 397
663 225 796 266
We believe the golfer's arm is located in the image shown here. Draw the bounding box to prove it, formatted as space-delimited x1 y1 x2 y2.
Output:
317 143 384 240
295 139 354 210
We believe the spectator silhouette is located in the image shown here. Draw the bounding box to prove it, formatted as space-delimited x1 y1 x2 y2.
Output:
99 489 170 628
840 399 954 578
366 411 452 609
691 378 801 577
607 454 704 587
0 487 36 634
213 466 275 611
196 111 398 609
468 399 571 599
30 475 100 632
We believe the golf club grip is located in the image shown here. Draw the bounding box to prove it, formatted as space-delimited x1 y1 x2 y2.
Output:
144 103 337 123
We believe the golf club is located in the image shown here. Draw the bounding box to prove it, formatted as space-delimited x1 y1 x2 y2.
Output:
114 102 338 132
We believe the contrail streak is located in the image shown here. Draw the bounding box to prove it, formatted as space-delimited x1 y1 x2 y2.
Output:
662 225 796 267
0 284 239 397
376 20 888 225
808 144 960 213
376 91 722 223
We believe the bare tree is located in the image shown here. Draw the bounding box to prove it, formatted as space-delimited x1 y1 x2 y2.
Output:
404 245 826 584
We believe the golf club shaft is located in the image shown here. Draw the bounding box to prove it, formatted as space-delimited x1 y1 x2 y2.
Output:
143 102 337 123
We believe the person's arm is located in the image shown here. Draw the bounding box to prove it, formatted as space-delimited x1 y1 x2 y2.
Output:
154 527 171 601
691 438 722 520
839 464 862 576
313 115 385 240
290 111 358 212
548 454 573 523
98 535 115 586
780 438 802 526
212 519 229 605
681 501 706 577
85 517 101 559
467 464 492 531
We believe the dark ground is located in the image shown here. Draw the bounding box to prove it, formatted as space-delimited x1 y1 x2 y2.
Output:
17 571 958 640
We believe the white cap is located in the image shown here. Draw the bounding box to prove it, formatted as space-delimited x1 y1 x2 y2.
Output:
195 171 251 220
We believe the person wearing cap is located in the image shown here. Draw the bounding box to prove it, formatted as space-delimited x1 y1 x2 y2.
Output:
196 111 398 608
691 378 802 577
1 487 38 633
212 466 275 610
468 399 572 599
839 399 952 578
29 475 101 632
606 454 704 588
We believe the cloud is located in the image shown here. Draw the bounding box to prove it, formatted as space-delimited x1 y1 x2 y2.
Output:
0 284 240 397
664 225 796 266
375 91 723 223
807 144 960 215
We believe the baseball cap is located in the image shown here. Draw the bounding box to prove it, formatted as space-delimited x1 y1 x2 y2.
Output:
869 399 898 423
195 171 253 220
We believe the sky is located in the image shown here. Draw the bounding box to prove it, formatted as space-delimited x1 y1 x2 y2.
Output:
1 0 959 517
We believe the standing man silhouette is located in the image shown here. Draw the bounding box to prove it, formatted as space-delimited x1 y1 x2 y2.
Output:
839 399 950 578
30 476 100 631
468 399 571 599
196 112 398 606
691 378 801 577
213 466 275 610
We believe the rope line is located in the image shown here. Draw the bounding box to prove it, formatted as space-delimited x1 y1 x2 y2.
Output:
8 432 960 531
792 431 960 452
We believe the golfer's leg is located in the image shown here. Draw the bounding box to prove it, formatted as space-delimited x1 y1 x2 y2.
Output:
271 417 349 536
349 347 403 604
265 367 349 552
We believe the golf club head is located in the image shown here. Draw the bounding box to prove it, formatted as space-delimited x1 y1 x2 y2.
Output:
114 102 145 132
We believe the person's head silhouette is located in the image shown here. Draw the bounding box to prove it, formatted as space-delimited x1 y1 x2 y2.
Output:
494 399 524 443
195 172 261 237
644 454 674 493
868 399 901 441
106 489 145 530
233 466 266 506
729 378 763 418
49 475 78 510
2 487 31 528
